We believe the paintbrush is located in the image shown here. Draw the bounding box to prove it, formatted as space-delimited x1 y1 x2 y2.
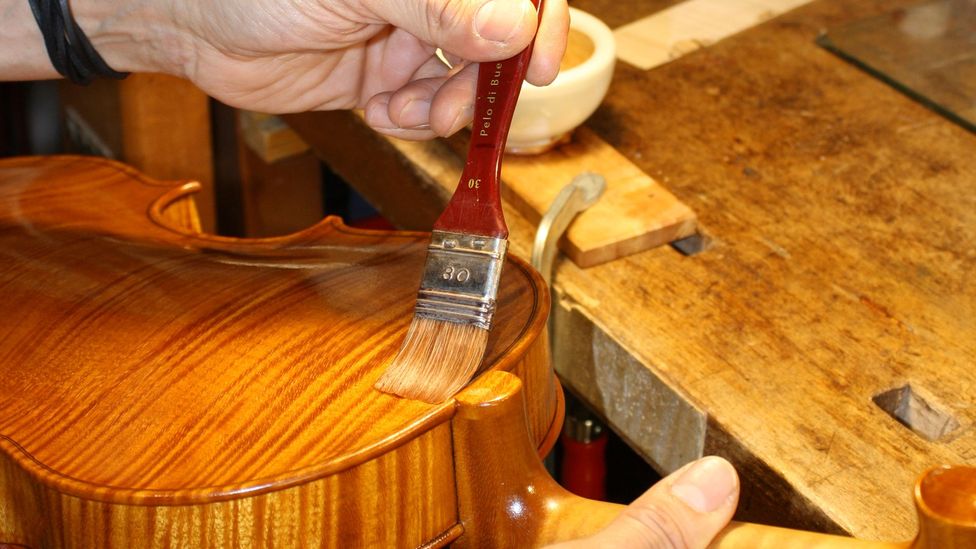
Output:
375 1 543 403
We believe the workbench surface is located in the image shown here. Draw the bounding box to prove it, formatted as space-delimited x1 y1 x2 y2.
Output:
285 0 976 540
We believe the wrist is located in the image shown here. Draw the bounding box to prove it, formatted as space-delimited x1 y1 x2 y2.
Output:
70 0 194 77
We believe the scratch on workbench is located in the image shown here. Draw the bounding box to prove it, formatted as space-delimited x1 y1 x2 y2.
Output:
759 236 791 259
809 463 850 489
857 294 905 329
823 430 837 460
893 119 941 134
830 284 912 332
830 283 858 301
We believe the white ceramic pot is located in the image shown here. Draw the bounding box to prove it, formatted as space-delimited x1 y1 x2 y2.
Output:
507 8 616 154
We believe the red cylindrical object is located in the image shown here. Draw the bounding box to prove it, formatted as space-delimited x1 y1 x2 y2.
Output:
559 429 608 501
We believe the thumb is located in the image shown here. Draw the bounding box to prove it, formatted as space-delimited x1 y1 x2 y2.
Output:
363 0 540 61
591 456 739 549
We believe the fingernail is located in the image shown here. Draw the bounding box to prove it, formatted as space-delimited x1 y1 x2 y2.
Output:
364 106 395 130
444 104 473 136
396 99 431 128
670 457 738 513
475 0 530 44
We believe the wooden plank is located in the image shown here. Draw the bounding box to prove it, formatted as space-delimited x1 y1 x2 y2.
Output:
448 127 698 268
237 141 324 237
614 0 814 70
503 128 698 267
236 111 324 237
291 111 697 268
286 0 976 540
287 109 855 537
239 111 311 164
579 0 976 539
284 110 450 231
117 75 215 232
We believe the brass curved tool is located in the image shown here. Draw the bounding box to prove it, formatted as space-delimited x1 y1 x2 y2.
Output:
530 172 606 285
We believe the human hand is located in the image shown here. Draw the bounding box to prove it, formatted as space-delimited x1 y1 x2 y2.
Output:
15 0 570 139
548 456 740 549
165 0 567 139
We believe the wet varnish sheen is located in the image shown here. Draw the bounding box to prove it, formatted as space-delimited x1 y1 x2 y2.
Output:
3 158 976 549
0 156 558 547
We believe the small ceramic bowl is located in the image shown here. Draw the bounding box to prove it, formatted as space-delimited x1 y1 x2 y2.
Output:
507 8 616 154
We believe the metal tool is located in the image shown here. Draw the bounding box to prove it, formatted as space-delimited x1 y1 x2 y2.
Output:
532 172 606 477
530 172 606 285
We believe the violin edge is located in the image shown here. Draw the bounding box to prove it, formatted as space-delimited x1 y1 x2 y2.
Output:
0 155 557 507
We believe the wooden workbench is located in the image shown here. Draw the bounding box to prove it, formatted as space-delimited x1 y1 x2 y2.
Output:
284 0 976 541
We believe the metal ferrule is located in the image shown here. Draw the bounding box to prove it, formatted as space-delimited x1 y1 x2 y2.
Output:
415 230 508 330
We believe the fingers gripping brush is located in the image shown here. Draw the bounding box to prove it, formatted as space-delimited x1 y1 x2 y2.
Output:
375 1 543 403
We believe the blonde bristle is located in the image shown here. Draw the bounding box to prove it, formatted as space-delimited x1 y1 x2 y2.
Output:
374 318 489 403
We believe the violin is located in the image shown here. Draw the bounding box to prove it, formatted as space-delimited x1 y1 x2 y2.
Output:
0 156 973 548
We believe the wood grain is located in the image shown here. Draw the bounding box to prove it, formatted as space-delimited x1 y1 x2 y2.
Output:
4 158 976 548
0 426 459 547
581 0 976 538
613 0 815 70
0 156 558 545
283 110 450 231
237 133 324 237
59 75 216 231
453 371 624 548
239 111 310 164
443 127 699 267
282 0 976 540
451 369 976 549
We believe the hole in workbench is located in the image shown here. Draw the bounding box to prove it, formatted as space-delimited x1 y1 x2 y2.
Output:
873 384 960 442
671 231 712 256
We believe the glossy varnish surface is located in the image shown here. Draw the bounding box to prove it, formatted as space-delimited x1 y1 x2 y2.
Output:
2 158 974 549
0 156 549 507
0 423 459 547
283 0 976 539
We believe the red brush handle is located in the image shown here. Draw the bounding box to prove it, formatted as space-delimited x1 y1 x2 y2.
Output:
433 0 544 238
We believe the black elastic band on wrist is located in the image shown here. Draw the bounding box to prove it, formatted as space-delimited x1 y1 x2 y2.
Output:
27 0 130 85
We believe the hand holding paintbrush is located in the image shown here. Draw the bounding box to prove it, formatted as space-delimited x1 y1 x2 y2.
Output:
375 0 545 403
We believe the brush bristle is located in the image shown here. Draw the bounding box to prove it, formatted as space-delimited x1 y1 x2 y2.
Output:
374 317 489 403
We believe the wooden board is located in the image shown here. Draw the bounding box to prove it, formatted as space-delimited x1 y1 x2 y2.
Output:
448 127 698 268
614 0 815 70
283 0 976 540
239 111 311 164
